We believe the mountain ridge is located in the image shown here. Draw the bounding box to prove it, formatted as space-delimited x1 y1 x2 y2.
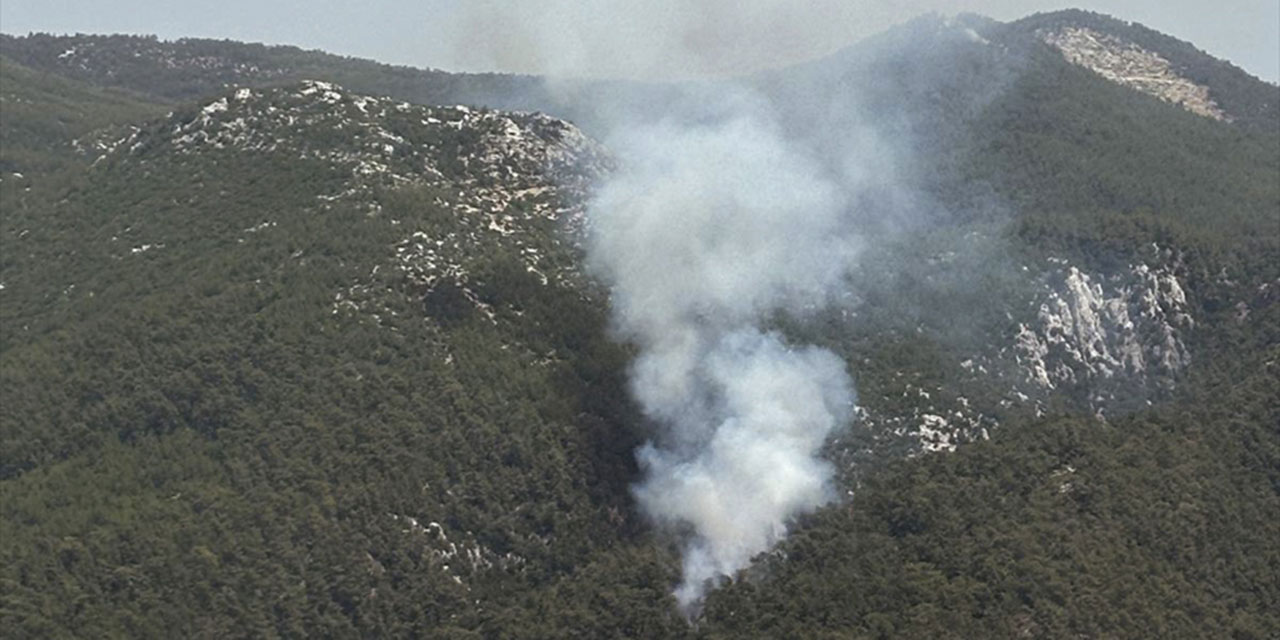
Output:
4 8 1277 133
1005 9 1279 129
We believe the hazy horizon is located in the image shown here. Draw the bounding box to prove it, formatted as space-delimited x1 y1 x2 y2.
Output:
2 1 1277 83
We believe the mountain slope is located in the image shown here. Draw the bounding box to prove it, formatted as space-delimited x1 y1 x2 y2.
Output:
1005 9 1280 131
0 81 682 636
0 56 165 173
750 13 1277 456
2 11 1278 639
0 33 554 115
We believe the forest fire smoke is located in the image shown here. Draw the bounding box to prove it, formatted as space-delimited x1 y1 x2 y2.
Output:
587 115 859 610
455 0 889 613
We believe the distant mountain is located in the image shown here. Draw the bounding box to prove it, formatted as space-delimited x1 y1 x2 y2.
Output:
2 10 1278 639
7 10 1276 134
0 32 552 114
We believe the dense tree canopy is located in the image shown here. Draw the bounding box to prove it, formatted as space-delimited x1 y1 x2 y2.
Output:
2 10 1277 638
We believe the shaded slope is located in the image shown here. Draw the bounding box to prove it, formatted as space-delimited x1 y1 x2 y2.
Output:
0 56 165 173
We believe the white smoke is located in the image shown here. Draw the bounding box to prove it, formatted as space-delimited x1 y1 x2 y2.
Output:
587 113 861 609
450 0 905 614
631 329 854 609
448 0 875 80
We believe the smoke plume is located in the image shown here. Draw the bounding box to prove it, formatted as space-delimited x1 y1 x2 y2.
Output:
450 0 917 613
449 0 877 80
586 111 862 609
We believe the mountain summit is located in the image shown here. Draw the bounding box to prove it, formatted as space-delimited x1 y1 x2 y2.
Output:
1008 9 1278 128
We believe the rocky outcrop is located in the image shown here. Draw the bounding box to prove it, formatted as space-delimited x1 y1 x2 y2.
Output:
88 81 609 325
1014 261 1191 390
1040 27 1228 121
1001 254 1194 422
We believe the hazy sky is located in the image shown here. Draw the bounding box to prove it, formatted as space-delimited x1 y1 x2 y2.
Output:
2 1 1276 82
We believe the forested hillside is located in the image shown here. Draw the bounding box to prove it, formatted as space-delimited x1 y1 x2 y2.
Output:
0 33 544 112
0 56 164 173
1 9 1277 638
1007 9 1280 131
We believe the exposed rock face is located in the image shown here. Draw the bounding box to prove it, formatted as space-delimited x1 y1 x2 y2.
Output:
102 80 606 203
836 249 1196 461
87 80 609 330
79 79 1205 465
1039 27 1228 121
1013 257 1192 409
